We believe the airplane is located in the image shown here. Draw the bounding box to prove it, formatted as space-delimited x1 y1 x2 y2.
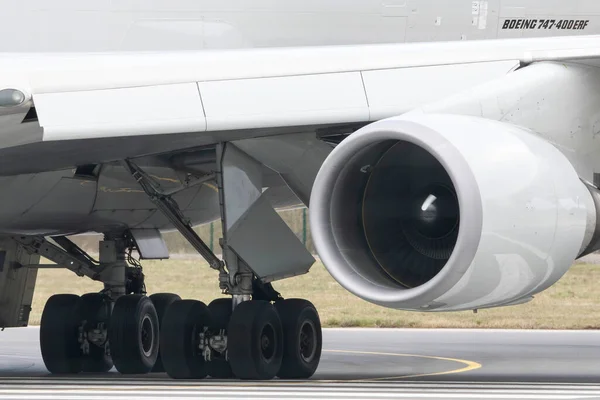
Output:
0 0 600 381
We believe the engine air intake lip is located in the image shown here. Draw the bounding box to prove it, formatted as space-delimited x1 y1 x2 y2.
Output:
310 116 483 308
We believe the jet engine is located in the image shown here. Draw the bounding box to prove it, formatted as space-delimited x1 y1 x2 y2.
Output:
310 114 600 311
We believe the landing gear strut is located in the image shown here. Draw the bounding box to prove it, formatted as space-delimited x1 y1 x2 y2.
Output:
123 144 321 380
30 233 162 375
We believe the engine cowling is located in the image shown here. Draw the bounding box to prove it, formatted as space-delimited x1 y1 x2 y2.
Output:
310 114 600 311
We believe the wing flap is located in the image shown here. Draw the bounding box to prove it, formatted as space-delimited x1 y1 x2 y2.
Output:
35 83 206 141
200 72 369 131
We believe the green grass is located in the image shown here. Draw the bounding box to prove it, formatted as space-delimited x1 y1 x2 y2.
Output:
29 260 600 329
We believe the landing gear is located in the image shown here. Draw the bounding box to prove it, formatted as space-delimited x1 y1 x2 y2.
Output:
32 233 162 376
160 296 322 381
39 292 114 374
124 144 321 380
40 291 161 376
109 294 159 374
38 141 323 380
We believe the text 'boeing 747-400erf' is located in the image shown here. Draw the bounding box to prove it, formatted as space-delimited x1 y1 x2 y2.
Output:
0 0 599 380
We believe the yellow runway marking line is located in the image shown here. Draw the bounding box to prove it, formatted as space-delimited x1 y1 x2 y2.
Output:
13 350 481 391
323 349 482 381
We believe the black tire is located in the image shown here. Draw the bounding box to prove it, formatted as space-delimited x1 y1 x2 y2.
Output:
207 298 234 379
149 293 181 373
274 299 322 379
228 300 283 380
76 293 113 373
160 300 212 379
40 294 82 374
108 295 159 374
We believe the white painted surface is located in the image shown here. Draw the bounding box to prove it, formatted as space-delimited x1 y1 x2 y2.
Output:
35 83 206 140
0 382 598 400
363 61 518 120
414 62 600 183
200 72 369 131
425 115 590 311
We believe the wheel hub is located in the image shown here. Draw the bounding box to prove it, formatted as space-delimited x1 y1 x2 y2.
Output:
299 320 317 363
140 315 154 357
260 323 276 362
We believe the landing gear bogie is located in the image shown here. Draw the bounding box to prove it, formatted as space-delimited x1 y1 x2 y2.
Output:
157 296 323 381
40 292 116 375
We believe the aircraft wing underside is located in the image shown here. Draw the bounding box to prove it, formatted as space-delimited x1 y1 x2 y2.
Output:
1 35 600 175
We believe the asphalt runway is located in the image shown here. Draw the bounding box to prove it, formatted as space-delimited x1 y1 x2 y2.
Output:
0 327 599 399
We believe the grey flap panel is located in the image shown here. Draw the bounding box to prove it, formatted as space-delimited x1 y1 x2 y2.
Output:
227 195 315 282
130 228 170 260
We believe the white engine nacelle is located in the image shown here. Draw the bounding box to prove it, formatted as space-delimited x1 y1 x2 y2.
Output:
310 114 600 311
